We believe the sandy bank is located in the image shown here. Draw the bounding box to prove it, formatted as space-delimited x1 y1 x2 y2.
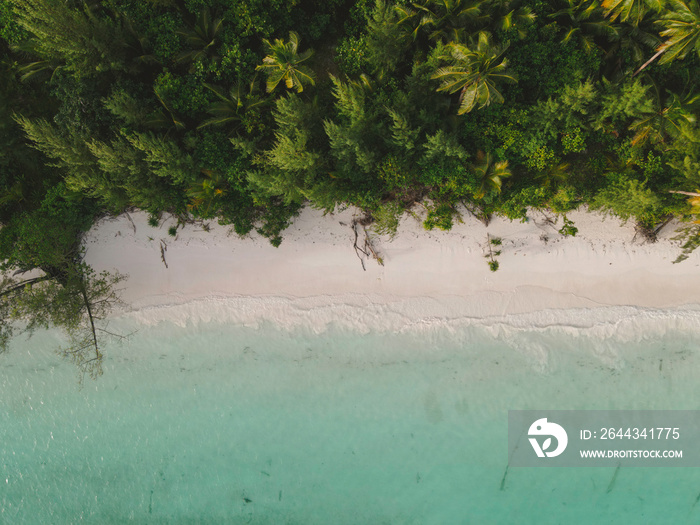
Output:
82 207 700 327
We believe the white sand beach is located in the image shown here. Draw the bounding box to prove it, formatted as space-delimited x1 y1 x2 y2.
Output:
82 207 700 332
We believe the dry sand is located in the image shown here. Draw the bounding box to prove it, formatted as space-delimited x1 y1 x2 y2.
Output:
80 206 700 333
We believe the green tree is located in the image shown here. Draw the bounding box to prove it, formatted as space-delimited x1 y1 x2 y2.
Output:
186 169 227 218
602 11 661 71
198 79 267 134
256 31 315 93
629 89 698 146
365 0 407 75
324 74 380 173
481 0 537 39
395 0 483 43
0 184 124 380
175 7 223 72
248 94 325 206
602 0 665 25
10 0 128 76
549 0 619 54
431 33 517 114
1 264 124 381
591 172 663 224
472 150 511 199
635 0 700 74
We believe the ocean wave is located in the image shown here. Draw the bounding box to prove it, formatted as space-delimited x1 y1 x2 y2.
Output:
119 293 700 343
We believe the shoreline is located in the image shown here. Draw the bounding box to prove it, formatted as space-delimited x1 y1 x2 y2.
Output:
83 206 700 329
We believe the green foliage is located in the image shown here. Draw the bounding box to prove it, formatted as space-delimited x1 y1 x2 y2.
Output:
526 145 558 171
336 36 369 76
372 199 403 238
10 0 129 76
103 87 153 126
558 215 579 236
253 201 300 247
423 202 455 230
422 130 469 165
549 186 581 213
256 31 315 93
175 7 222 72
0 184 95 273
0 0 26 43
365 0 406 75
506 21 601 101
499 186 548 220
154 69 211 118
199 79 267 134
561 127 586 154
472 151 512 200
431 34 517 114
658 0 700 65
591 172 663 225
592 80 654 132
250 94 326 206
602 0 665 26
378 155 412 191
126 132 198 186
486 235 502 271
674 225 700 263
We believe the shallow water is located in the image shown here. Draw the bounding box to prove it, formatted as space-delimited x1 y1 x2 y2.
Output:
2 311 700 524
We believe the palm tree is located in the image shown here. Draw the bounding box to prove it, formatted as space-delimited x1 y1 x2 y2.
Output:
634 0 700 74
482 0 537 39
602 12 661 73
256 31 315 93
535 162 572 189
187 169 227 218
144 90 186 134
602 0 665 25
10 40 63 83
198 78 267 134
395 0 484 43
629 88 699 145
119 15 160 74
431 32 516 114
472 150 511 199
549 0 619 54
175 7 223 72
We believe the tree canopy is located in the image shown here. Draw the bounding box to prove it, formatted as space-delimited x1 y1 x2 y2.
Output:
1 0 700 376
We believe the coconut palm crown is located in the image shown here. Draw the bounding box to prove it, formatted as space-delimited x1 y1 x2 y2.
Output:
256 31 315 93
658 0 700 64
431 32 516 114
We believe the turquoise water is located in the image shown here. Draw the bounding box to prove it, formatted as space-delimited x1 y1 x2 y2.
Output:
2 314 700 524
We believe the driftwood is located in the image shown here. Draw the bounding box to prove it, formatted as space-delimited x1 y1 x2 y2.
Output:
351 218 384 270
653 216 674 235
363 226 384 266
160 240 168 269
632 215 673 244
669 190 700 198
124 212 137 234
461 200 490 226
352 221 368 271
